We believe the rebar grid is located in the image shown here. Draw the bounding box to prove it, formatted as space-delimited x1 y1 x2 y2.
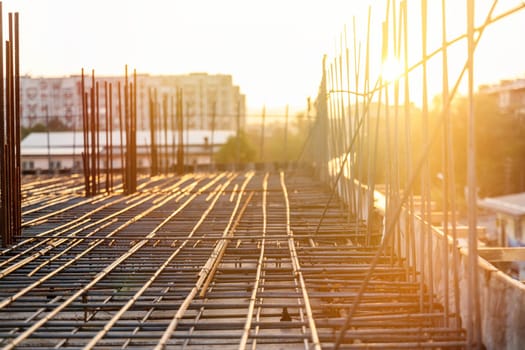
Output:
303 1 525 349
0 171 464 349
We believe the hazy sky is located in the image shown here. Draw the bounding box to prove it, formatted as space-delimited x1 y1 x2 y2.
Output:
2 0 525 113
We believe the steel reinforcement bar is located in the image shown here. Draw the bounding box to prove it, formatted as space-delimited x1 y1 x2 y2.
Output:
0 171 466 349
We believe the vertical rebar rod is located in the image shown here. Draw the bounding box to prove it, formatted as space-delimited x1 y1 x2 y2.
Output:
95 81 100 193
45 105 50 172
0 2 5 247
118 81 124 191
90 71 96 195
210 100 216 171
359 6 371 238
13 12 20 240
6 34 13 246
332 60 343 192
124 66 129 193
7 15 13 241
163 93 168 174
81 69 89 196
467 0 482 347
235 99 240 169
441 0 450 326
350 16 360 217
284 104 289 166
337 38 350 209
104 81 109 193
176 88 184 175
326 63 337 187
341 53 350 216
392 1 402 267
171 95 176 171
149 88 158 176
109 82 113 190
420 0 429 313
259 105 266 163
4 38 11 246
345 35 356 216
131 68 138 192
381 0 391 256
402 0 416 283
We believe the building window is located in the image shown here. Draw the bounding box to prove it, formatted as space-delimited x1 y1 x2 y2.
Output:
49 160 61 170
22 161 34 170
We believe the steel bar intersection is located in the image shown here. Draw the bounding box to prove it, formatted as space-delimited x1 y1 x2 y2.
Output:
0 171 464 349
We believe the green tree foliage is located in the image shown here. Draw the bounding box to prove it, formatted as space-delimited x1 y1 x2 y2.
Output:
357 93 524 206
248 112 311 163
448 94 525 197
21 123 47 140
215 131 257 164
21 117 70 140
355 102 423 188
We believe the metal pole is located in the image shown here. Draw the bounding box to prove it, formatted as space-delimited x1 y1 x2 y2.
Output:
81 82 90 196
124 66 129 193
467 0 482 347
109 82 113 190
95 81 100 193
149 88 157 176
0 3 5 246
5 37 13 245
171 95 176 172
402 0 417 283
45 105 51 172
104 81 109 193
259 105 266 164
210 100 216 171
132 68 137 192
392 2 402 265
441 0 450 326
118 81 124 191
177 88 184 175
13 12 20 240
235 99 240 170
163 94 168 174
284 104 289 167
90 71 96 194
421 0 433 313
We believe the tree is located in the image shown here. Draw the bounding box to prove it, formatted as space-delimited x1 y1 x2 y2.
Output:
215 131 257 164
21 117 70 140
21 123 47 140
248 112 311 163
447 93 525 197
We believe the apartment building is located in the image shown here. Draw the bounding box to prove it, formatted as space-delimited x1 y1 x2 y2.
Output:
20 72 246 131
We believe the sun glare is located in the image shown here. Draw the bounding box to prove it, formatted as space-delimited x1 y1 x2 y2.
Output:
381 57 404 82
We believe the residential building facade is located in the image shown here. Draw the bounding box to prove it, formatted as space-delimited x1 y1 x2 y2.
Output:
20 72 246 132
21 130 235 172
479 78 525 116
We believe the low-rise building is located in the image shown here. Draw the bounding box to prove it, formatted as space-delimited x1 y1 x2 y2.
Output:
478 192 525 281
478 192 525 248
479 78 525 116
21 130 235 172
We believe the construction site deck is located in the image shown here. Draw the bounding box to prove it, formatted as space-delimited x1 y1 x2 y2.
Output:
0 171 466 349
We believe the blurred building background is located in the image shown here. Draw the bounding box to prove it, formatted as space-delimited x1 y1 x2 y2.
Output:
20 72 246 131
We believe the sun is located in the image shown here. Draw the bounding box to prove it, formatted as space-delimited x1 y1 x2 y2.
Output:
381 56 404 82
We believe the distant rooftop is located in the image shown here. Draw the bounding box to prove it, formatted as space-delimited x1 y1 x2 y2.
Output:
478 192 525 217
479 78 525 94
21 130 235 156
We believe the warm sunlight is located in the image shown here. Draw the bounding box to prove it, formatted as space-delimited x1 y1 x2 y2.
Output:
381 56 404 82
3 0 525 110
2 1 525 349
